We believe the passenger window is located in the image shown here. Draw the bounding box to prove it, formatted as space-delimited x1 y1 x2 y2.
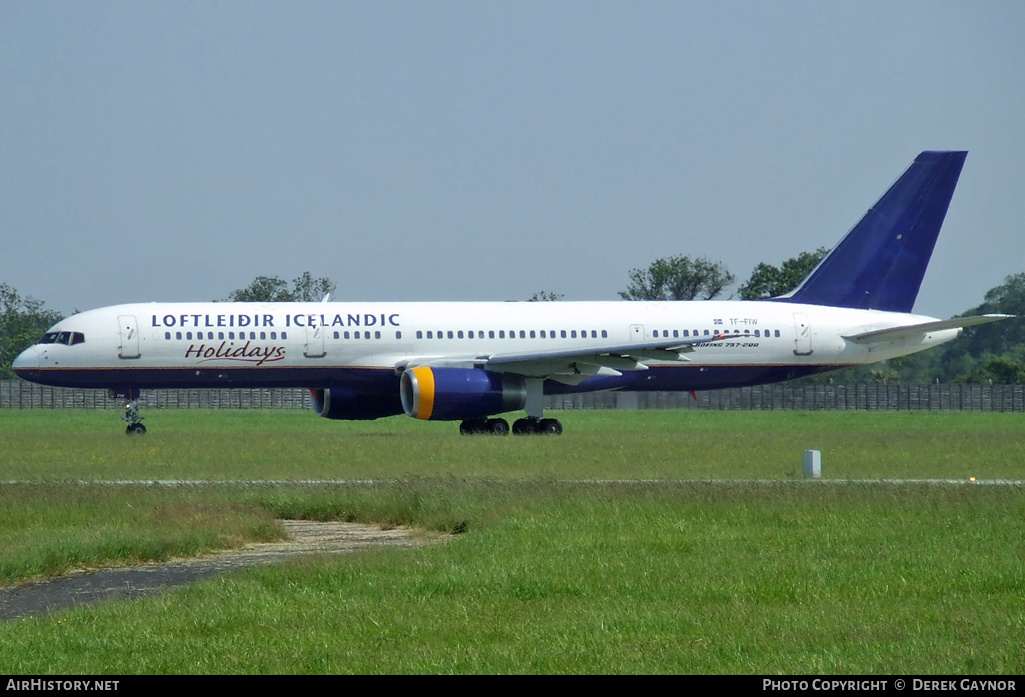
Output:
344 331 350 339
426 331 432 339
571 330 577 338
417 330 423 339
375 331 381 339
499 330 505 338
261 332 267 340
601 330 608 338
457 331 464 339
395 331 401 339
219 332 225 340
165 332 171 340
519 330 526 339
775 330 780 337
561 330 567 338
530 330 536 339
447 331 454 339
489 331 495 339
333 331 340 339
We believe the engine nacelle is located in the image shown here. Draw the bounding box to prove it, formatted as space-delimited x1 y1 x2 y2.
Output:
310 387 403 420
400 367 526 421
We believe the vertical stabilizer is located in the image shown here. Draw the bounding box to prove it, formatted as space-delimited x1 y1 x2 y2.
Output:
783 151 967 312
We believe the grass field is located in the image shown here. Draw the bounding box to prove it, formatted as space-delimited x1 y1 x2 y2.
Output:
0 409 1022 673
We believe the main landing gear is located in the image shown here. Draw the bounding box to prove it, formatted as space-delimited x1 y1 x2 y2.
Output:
458 416 563 436
458 378 564 436
120 396 146 436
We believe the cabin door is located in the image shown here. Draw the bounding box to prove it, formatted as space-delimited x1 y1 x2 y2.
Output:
118 315 141 359
304 324 326 358
792 313 813 356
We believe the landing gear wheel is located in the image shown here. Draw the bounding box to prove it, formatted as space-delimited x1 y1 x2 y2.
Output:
513 417 563 435
459 418 509 435
126 422 147 436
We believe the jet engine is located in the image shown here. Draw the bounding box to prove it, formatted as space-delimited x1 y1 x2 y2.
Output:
310 387 403 420
400 367 526 421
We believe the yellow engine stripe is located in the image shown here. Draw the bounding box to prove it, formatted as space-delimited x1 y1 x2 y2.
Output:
412 366 435 420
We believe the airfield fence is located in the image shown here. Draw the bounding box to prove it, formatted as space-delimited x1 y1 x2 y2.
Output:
3 380 1025 412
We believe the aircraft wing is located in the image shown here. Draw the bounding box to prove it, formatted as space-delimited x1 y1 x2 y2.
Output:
397 332 743 384
843 314 1013 344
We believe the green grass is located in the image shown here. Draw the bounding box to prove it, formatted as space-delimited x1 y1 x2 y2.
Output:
1 408 1023 480
0 410 1023 673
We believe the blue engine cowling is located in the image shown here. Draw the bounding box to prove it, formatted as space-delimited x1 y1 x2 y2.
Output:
400 367 527 421
310 387 404 420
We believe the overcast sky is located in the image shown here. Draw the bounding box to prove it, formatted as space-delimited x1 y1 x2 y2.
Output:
2 1 1022 319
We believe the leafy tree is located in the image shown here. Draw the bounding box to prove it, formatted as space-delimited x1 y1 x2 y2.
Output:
528 291 564 302
0 283 63 379
737 248 829 300
290 271 337 302
227 273 336 302
619 255 734 301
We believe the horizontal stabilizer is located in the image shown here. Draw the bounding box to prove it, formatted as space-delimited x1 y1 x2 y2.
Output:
843 314 1012 344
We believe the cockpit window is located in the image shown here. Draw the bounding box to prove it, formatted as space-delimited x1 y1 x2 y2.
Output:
38 331 85 346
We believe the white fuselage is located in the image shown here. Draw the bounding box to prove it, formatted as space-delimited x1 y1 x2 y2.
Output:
13 299 957 393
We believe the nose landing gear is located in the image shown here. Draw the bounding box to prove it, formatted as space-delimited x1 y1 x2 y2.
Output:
121 398 146 435
111 389 147 435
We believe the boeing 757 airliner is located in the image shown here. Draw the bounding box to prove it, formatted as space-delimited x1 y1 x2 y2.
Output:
13 151 1010 435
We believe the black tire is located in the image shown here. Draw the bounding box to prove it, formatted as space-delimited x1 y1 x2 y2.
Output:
126 423 147 436
540 418 563 435
488 418 509 436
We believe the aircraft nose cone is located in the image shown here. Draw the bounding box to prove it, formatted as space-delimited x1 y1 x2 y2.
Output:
12 346 39 375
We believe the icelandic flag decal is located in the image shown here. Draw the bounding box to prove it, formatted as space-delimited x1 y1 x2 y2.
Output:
713 318 723 325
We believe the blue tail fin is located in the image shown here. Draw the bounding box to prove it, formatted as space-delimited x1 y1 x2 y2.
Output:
783 151 967 312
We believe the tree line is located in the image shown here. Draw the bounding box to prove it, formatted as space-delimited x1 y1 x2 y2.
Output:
2 259 1022 384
